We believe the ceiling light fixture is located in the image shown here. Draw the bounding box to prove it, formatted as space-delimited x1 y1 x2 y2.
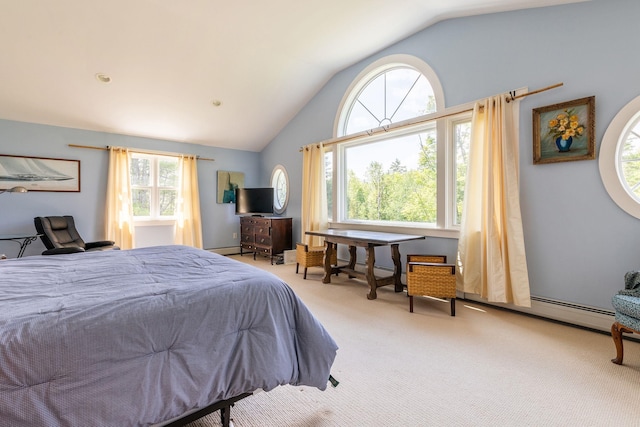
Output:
95 73 112 83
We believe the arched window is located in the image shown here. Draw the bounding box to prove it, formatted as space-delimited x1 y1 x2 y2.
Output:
327 55 469 234
600 95 640 219
339 66 436 136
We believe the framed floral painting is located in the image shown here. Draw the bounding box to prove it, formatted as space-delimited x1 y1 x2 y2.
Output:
532 96 595 164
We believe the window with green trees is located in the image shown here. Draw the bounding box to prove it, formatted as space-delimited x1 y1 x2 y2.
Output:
130 154 179 218
620 116 640 201
332 60 470 230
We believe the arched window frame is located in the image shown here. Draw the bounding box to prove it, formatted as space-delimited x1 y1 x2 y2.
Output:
334 54 445 136
326 55 469 237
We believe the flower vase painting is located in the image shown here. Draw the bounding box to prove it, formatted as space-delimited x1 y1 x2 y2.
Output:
533 96 595 164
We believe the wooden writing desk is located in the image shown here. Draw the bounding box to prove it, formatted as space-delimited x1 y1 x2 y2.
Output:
305 229 425 300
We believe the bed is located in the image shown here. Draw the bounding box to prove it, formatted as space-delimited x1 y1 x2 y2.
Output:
0 245 338 426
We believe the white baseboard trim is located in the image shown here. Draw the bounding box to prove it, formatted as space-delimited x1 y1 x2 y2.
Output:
463 294 614 333
207 246 241 256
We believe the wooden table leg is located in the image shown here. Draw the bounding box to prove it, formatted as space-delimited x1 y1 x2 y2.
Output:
391 244 403 292
322 240 334 284
348 245 357 278
365 245 377 300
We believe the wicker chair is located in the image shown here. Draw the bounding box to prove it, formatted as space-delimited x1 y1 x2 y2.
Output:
296 243 337 279
406 254 457 316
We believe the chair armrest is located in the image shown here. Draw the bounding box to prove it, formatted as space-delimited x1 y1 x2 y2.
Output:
42 247 86 255
85 240 116 249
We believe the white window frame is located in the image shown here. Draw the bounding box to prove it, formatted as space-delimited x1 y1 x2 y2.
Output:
131 153 179 225
328 55 469 238
599 94 640 219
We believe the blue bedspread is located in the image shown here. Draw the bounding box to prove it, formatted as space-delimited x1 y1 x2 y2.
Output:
0 245 338 426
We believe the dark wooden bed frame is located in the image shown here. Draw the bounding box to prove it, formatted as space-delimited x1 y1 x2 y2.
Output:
165 393 252 427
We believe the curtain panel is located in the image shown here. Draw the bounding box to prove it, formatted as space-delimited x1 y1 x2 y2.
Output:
174 155 203 248
106 147 135 249
457 95 531 307
301 144 328 247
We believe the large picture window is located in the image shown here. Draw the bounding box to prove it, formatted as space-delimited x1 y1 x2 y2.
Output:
330 55 469 234
344 128 437 224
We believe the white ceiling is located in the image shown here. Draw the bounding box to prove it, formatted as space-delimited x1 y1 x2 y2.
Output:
0 0 586 152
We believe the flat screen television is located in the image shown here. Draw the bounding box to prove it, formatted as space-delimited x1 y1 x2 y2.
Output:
235 187 274 215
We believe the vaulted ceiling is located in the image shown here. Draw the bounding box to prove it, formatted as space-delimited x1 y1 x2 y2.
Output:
0 1 586 151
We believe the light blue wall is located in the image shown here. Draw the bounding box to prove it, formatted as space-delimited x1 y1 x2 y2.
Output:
0 119 261 256
261 0 639 311
2 0 636 312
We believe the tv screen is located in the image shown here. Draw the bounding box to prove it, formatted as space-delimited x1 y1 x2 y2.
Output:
235 187 274 215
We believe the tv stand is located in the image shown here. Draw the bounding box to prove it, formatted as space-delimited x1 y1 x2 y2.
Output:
240 217 292 264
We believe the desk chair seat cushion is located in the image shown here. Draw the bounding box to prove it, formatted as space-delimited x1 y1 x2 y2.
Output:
34 216 119 255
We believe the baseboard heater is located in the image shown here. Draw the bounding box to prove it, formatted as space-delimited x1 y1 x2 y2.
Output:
463 293 615 333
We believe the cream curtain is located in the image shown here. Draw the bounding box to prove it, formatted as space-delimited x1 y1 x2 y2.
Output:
301 144 327 246
457 94 531 307
105 147 135 249
174 155 203 248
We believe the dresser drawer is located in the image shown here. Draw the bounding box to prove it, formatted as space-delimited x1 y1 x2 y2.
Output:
254 235 272 246
251 218 271 227
254 225 271 236
253 245 272 255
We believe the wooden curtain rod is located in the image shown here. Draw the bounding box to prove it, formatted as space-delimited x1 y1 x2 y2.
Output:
68 144 215 161
300 82 563 151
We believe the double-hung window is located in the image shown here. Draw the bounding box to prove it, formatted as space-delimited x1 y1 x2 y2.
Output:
329 56 470 235
130 154 179 221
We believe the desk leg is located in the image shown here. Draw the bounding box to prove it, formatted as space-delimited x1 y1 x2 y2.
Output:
391 244 403 292
365 245 377 300
348 246 356 278
322 241 334 284
17 236 38 258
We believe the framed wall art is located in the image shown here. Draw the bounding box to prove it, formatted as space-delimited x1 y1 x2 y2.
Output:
0 154 80 192
217 170 245 203
532 96 595 164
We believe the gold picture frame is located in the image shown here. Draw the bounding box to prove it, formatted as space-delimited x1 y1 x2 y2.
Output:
533 96 595 164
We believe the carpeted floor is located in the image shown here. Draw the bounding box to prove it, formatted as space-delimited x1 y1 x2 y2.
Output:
187 255 640 427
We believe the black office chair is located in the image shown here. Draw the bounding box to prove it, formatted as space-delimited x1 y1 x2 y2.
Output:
34 215 119 255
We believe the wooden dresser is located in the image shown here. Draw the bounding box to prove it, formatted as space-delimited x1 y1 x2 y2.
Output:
240 216 292 264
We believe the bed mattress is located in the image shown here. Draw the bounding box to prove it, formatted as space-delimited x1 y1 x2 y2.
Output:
0 245 338 426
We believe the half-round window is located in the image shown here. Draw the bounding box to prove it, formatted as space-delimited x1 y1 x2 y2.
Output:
335 54 443 138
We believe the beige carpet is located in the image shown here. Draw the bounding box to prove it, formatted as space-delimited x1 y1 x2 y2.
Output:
187 255 640 427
